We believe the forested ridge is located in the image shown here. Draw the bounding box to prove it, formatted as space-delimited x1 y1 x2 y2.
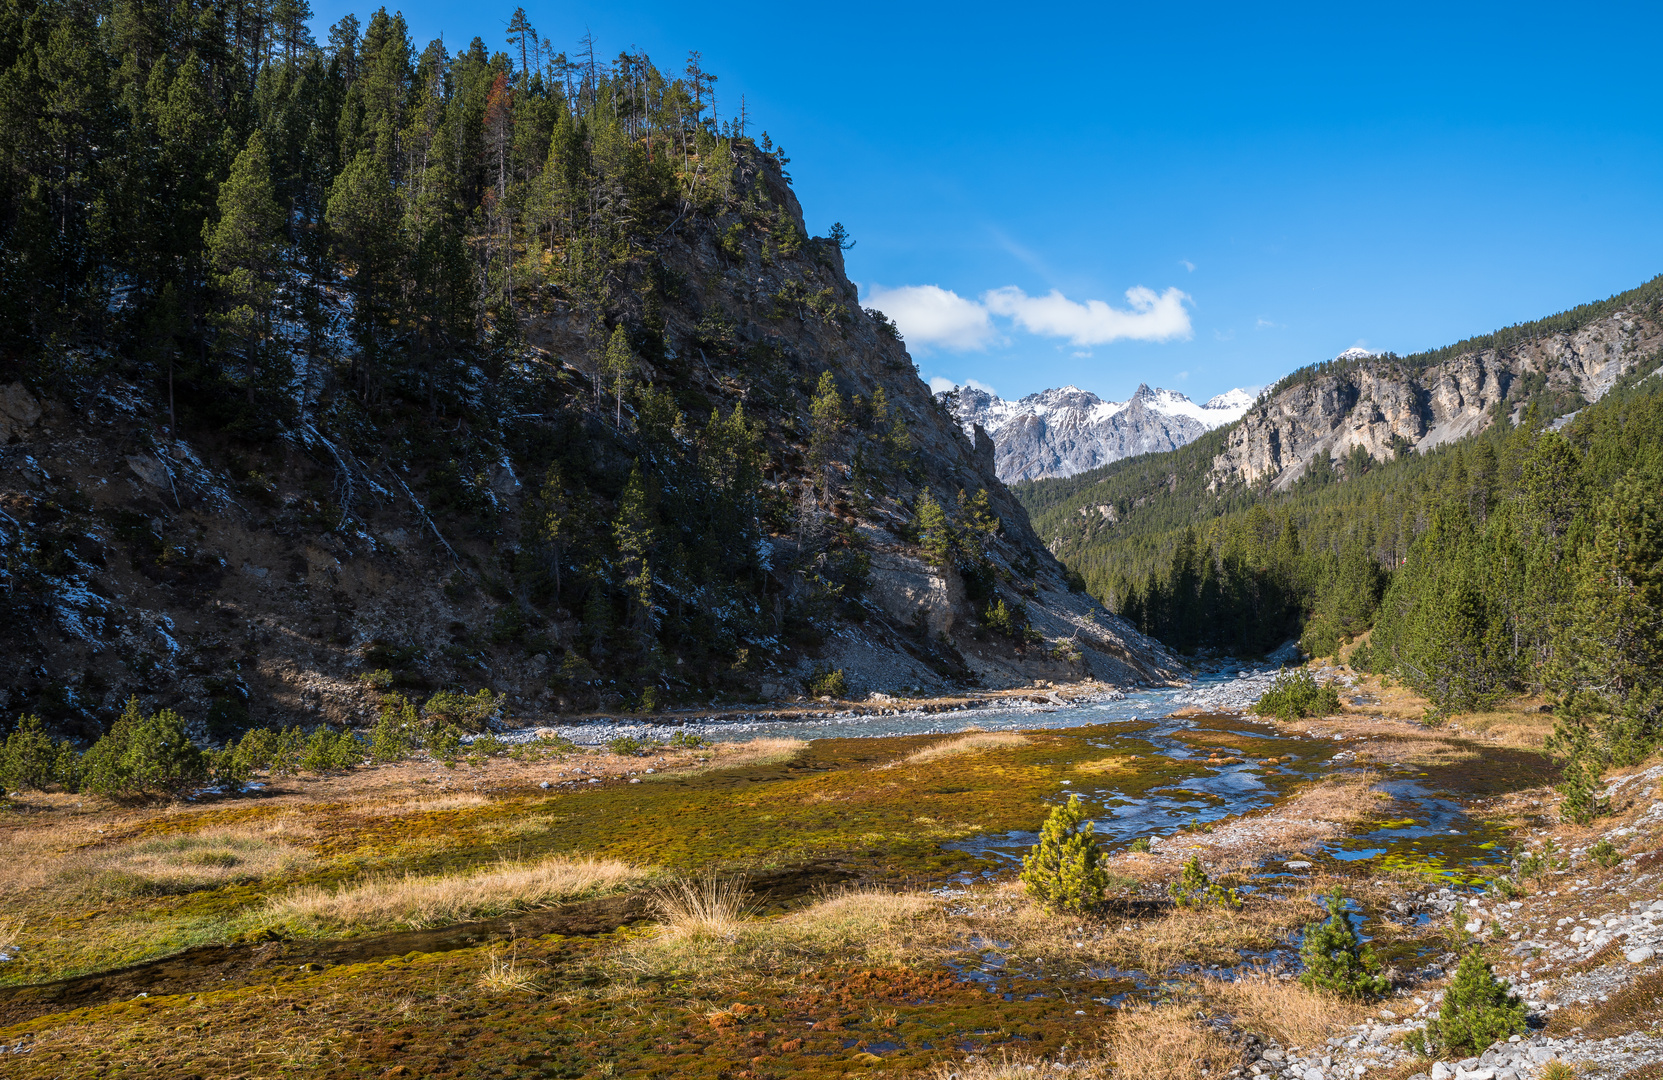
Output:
0 0 1169 740
1015 300 1663 816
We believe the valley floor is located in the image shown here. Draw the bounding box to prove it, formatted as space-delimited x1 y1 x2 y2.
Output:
0 669 1658 1079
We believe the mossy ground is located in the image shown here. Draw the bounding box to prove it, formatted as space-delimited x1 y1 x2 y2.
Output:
3 682 1646 1078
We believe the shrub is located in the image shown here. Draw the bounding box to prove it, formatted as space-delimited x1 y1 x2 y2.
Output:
1298 888 1389 999
1 714 67 791
207 745 254 794
1416 948 1526 1056
1555 744 1610 825
1169 856 1241 909
1254 668 1343 720
804 666 848 699
608 735 648 756
1128 836 1151 853
1020 793 1111 914
1588 838 1623 868
423 688 502 733
425 723 464 762
370 695 422 764
360 668 395 689
300 727 362 773
1348 641 1376 672
639 686 660 712
80 698 208 799
984 598 1043 644
470 733 505 758
232 726 305 777
667 731 711 749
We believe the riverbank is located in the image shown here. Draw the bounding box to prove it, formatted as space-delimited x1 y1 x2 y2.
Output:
1 664 1657 1079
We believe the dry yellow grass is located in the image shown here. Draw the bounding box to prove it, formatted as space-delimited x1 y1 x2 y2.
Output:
264 854 645 933
1075 754 1137 776
1203 970 1369 1046
52 825 316 900
1105 1001 1237 1079
617 885 941 980
901 730 1028 765
476 941 542 993
652 872 757 941
703 737 808 768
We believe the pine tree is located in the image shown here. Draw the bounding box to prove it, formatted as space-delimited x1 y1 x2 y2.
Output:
1298 888 1390 998
614 465 657 649
809 370 845 471
1020 794 1111 914
1420 948 1526 1056
604 325 636 425
914 490 951 567
205 129 285 403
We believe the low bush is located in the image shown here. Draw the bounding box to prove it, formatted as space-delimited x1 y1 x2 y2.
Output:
1253 668 1342 720
1168 856 1240 909
1411 948 1526 1056
1588 838 1623 868
1298 888 1389 999
79 698 207 799
984 598 1043 644
1020 793 1111 914
300 727 363 773
231 726 305 777
1 714 70 792
608 735 649 756
804 666 848 699
423 688 502 733
666 731 711 749
1127 836 1151 853
370 695 422 764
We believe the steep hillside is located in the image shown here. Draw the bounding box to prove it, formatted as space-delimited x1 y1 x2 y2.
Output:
1011 276 1663 660
0 19 1175 742
942 383 1251 481
1210 278 1663 490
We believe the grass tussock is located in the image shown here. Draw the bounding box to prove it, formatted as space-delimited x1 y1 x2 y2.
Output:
265 854 644 933
704 737 808 769
620 885 940 980
901 730 1028 765
1204 970 1369 1046
476 942 542 993
1106 1001 1237 1080
56 826 315 899
652 872 757 941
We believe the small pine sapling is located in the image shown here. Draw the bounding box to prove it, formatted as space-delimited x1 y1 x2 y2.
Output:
1298 888 1390 999
1021 793 1111 914
1169 856 1241 909
1414 947 1526 1056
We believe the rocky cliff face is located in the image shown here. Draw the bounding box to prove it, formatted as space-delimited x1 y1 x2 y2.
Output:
0 150 1178 740
944 384 1251 482
1209 309 1663 490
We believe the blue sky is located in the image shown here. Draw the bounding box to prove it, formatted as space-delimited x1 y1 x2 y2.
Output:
309 1 1663 403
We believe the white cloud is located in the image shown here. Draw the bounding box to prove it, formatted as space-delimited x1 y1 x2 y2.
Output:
1179 259 1195 272
1255 316 1285 330
1177 370 1190 380
927 377 998 396
863 284 995 350
982 285 1192 346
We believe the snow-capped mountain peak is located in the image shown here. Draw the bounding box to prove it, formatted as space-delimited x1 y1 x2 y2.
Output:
941 381 1255 481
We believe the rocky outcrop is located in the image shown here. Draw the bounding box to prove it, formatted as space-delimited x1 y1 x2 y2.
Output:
944 383 1252 482
1210 310 1663 490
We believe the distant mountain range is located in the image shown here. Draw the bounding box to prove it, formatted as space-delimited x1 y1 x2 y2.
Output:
941 383 1255 482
